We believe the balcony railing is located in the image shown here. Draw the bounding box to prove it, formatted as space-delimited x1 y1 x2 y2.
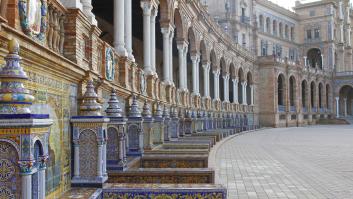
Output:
240 16 250 24
278 105 286 112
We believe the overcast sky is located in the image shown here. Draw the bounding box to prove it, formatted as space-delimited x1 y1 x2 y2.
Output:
269 0 353 11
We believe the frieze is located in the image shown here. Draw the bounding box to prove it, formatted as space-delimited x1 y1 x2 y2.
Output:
0 127 50 135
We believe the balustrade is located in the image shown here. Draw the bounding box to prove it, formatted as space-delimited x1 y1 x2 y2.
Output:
47 0 67 54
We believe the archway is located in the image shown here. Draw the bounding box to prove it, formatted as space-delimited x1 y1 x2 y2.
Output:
307 48 322 69
32 140 44 199
302 80 308 111
338 85 353 116
229 63 235 103
210 49 217 100
289 76 296 109
310 81 316 111
238 68 244 104
199 40 207 97
246 72 253 105
219 58 226 101
277 74 285 107
318 83 323 110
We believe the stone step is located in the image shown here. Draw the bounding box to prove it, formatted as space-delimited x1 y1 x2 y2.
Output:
107 168 215 184
141 154 209 168
102 183 227 199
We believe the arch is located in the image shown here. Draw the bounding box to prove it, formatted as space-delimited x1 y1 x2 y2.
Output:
187 27 197 54
279 22 283 37
79 129 98 177
301 80 308 109
246 72 252 105
302 80 308 109
277 74 285 106
159 0 175 23
0 141 21 198
259 15 264 31
285 24 289 39
307 48 322 69
338 85 353 116
318 82 323 109
289 76 296 108
272 20 277 35
326 84 330 109
310 81 316 110
238 68 244 103
266 17 270 33
174 9 185 40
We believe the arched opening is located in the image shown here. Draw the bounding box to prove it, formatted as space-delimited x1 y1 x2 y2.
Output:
289 76 296 109
0 141 21 198
279 22 283 38
32 140 44 198
273 20 277 35
187 27 196 92
173 8 184 87
238 68 244 104
266 17 270 33
107 127 120 167
259 15 264 31
277 74 285 107
318 83 323 110
290 27 294 41
326 84 330 109
210 50 217 100
285 24 289 39
246 72 252 105
307 48 322 69
338 85 353 116
220 58 226 101
310 81 316 111
229 63 235 103
199 40 207 97
302 80 308 110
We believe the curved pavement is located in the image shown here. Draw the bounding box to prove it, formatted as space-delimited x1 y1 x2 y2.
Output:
214 125 353 199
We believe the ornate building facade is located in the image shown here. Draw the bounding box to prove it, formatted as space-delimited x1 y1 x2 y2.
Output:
0 0 351 198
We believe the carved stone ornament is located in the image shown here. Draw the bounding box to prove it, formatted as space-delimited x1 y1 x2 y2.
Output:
105 47 115 81
19 0 48 41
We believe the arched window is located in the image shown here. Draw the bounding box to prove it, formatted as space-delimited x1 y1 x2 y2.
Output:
278 74 285 106
266 17 270 33
289 76 296 107
302 81 307 109
259 15 264 31
326 84 330 109
307 48 322 69
310 82 316 110
319 83 323 109
285 25 289 39
290 27 294 41
273 20 277 36
279 22 283 38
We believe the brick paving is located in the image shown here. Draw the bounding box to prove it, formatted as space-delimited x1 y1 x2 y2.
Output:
214 125 353 199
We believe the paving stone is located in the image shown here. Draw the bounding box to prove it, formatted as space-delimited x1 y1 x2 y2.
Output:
215 125 353 199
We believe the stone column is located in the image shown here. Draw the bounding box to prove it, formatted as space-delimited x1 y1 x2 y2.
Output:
161 27 170 84
203 63 210 97
344 98 348 117
114 0 128 56
183 44 188 90
97 144 103 178
21 174 32 199
38 167 46 199
191 54 200 95
336 97 340 118
250 84 255 105
81 0 97 25
102 142 107 176
242 81 247 105
213 70 218 100
151 8 157 73
73 143 79 177
223 75 229 102
196 56 201 94
232 78 239 104
169 29 175 85
321 54 324 69
177 41 188 90
141 2 153 75
125 0 134 61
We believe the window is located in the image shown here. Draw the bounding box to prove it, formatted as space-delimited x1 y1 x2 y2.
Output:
306 30 312 39
242 33 246 47
309 10 316 16
242 8 245 17
314 28 320 39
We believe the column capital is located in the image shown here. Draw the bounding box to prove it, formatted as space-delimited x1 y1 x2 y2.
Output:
191 53 200 62
232 78 239 83
140 1 153 15
241 81 247 86
222 74 230 80
212 69 220 75
202 62 210 70
335 96 340 101
176 40 188 50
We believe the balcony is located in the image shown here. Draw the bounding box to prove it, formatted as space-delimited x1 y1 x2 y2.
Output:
240 16 250 25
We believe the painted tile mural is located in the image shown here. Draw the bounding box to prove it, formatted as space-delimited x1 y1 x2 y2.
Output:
25 69 77 198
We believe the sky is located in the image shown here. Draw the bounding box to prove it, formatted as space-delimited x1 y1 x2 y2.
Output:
269 0 353 11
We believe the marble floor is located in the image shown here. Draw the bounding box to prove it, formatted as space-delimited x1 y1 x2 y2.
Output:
214 125 353 199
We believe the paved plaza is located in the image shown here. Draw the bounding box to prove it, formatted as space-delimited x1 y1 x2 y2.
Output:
214 125 353 199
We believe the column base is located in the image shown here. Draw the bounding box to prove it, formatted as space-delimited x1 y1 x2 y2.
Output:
115 45 128 57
